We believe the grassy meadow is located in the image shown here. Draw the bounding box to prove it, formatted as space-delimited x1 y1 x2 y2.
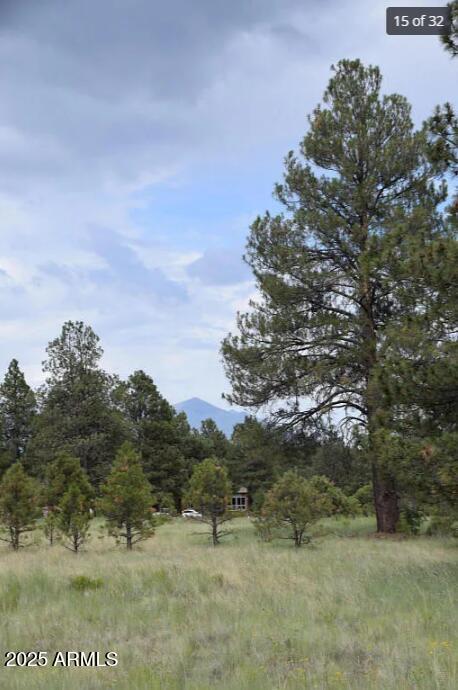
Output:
0 516 456 690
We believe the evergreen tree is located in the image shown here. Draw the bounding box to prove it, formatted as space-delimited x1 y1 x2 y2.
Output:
229 417 285 494
0 359 36 469
261 470 332 547
27 321 124 484
222 60 451 532
199 418 231 458
0 418 10 477
100 442 155 549
428 103 458 181
307 431 369 495
58 483 91 553
44 453 93 547
43 509 59 546
0 463 40 549
185 458 232 546
44 451 93 511
115 370 197 506
441 1 458 57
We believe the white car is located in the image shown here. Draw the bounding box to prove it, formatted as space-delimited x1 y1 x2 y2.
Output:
181 508 202 519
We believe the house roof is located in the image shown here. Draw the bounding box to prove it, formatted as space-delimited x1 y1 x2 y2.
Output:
236 487 248 494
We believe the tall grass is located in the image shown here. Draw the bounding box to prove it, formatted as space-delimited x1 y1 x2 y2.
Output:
0 517 456 689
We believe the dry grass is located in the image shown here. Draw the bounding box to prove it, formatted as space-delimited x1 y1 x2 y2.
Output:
0 516 456 689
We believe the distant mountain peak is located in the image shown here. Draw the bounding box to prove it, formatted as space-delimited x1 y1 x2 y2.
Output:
174 397 246 437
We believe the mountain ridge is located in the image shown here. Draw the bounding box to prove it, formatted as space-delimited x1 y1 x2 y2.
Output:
174 397 246 437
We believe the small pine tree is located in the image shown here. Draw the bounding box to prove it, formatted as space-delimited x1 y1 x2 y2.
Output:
43 510 59 546
58 483 91 553
185 458 232 546
0 463 40 549
44 451 93 510
44 452 93 547
99 442 155 550
262 471 333 547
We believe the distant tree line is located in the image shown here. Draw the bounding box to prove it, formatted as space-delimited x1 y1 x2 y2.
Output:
0 320 366 500
0 319 377 550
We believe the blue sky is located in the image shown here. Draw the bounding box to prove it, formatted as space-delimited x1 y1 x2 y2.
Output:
0 0 456 407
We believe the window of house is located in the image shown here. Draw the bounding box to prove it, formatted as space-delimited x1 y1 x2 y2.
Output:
231 495 247 510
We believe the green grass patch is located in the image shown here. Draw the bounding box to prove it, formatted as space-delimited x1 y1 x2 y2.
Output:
0 516 456 689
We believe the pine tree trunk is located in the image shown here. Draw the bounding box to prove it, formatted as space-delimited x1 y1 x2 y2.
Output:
126 523 132 550
372 466 399 533
212 517 218 546
360 270 400 534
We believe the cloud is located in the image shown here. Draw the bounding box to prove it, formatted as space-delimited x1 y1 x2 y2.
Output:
86 227 188 303
0 0 455 406
187 249 251 286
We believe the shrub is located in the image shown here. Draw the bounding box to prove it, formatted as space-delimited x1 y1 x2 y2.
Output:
262 471 333 547
426 515 458 537
352 484 375 516
252 514 276 542
70 575 103 592
397 500 427 535
309 475 360 517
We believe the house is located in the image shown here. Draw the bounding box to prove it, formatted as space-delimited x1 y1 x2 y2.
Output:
229 486 249 511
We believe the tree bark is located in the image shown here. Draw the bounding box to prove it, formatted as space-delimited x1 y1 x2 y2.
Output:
360 265 400 533
372 466 399 533
212 517 218 546
126 523 133 550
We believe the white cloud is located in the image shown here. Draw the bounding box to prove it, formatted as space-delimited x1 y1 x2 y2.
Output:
0 0 455 405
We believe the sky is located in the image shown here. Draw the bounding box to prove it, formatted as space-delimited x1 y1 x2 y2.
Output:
0 0 456 408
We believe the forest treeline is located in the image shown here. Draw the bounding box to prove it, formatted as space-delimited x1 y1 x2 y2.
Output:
0 319 370 510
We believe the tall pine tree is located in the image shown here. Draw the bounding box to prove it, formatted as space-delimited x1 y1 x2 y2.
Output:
0 359 36 470
28 321 124 484
222 60 452 532
115 370 198 506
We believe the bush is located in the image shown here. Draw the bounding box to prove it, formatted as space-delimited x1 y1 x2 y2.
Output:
69 575 104 592
397 500 426 535
352 484 374 516
426 515 458 537
310 475 360 517
262 471 333 547
252 514 276 542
